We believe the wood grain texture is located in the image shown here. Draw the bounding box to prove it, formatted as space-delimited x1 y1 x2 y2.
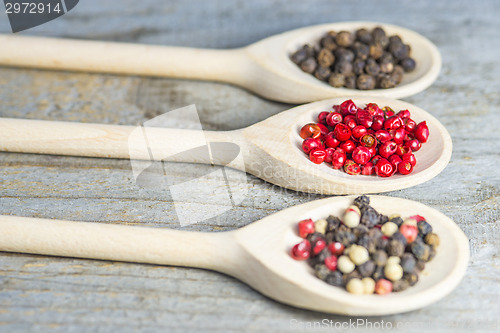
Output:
0 0 499 332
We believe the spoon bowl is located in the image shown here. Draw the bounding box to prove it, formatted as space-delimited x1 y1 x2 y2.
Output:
0 22 441 103
0 97 452 194
0 195 469 315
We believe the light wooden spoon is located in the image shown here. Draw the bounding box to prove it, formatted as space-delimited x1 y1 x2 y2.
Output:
0 97 452 194
0 195 469 315
0 21 441 103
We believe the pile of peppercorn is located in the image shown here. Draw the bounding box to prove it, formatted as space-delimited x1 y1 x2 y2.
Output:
300 99 429 176
290 196 440 295
290 27 416 90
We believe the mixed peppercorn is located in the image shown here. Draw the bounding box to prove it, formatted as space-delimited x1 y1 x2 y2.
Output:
290 196 440 295
300 99 429 177
290 27 416 90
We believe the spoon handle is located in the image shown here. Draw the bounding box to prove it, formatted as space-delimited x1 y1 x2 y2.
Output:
0 118 245 168
0 214 235 270
0 34 247 83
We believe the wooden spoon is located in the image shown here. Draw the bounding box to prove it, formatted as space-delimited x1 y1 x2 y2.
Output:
0 97 452 194
0 22 441 103
0 195 469 315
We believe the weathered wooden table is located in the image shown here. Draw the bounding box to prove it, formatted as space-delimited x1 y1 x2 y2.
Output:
0 1 499 332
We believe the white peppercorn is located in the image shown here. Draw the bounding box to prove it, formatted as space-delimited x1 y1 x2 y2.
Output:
338 255 355 274
346 278 364 294
381 221 398 237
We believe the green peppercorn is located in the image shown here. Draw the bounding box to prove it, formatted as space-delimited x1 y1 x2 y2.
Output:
328 73 345 87
300 57 317 73
372 249 388 266
387 239 405 257
325 271 344 287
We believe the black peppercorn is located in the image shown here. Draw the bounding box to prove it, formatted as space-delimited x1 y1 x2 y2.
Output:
416 260 426 272
392 43 410 60
336 31 354 48
369 44 384 60
314 66 332 81
376 236 389 250
353 224 369 238
358 260 376 277
378 74 398 89
360 207 379 227
308 247 331 266
428 246 437 261
335 60 353 75
343 269 361 285
300 57 317 74
379 214 389 224
335 48 355 63
404 272 419 286
325 271 344 287
392 279 410 292
400 57 416 72
315 264 330 281
417 220 433 236
335 226 356 246
356 28 373 45
367 227 382 240
317 48 335 68
328 73 345 88
372 27 389 48
354 195 370 208
400 253 417 273
344 74 356 89
411 240 431 261
372 266 385 281
390 216 404 227
353 41 370 61
364 58 381 76
425 233 440 248
353 59 366 75
290 47 309 65
387 239 405 257
326 215 341 232
372 249 388 266
391 231 408 246
358 234 376 253
320 33 338 51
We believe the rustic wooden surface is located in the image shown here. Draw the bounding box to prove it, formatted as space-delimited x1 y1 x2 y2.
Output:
0 0 499 332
